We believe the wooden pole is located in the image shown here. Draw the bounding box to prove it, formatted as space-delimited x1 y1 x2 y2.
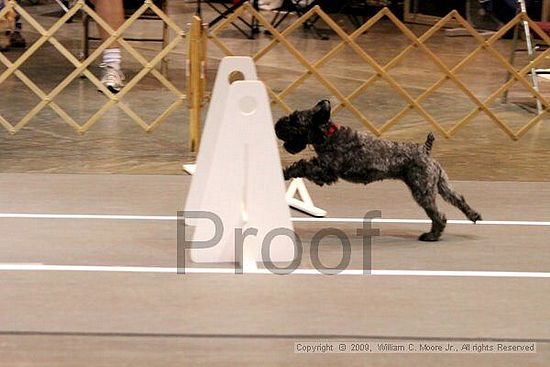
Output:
188 15 204 152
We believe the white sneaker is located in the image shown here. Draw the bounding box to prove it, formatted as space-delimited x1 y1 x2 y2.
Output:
100 63 125 93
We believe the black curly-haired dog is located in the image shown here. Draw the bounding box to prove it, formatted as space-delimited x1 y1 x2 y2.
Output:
275 100 482 241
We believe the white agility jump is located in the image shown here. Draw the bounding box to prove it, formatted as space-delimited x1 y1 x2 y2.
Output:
183 56 330 266
183 57 326 218
186 79 294 265
185 56 325 266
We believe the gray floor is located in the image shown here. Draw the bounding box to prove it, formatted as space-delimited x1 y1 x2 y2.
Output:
0 173 549 366
1 1 550 365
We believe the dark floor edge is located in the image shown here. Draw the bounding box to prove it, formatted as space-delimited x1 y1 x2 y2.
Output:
0 331 549 343
0 172 549 184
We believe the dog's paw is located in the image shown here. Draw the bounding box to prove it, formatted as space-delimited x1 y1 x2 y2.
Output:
469 212 482 223
284 165 303 181
283 168 293 181
418 232 440 242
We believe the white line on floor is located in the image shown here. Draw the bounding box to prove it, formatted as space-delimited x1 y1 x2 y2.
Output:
0 213 175 221
1 264 550 278
0 213 549 226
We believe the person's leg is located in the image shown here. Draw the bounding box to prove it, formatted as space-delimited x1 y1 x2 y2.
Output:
90 0 126 92
93 0 124 48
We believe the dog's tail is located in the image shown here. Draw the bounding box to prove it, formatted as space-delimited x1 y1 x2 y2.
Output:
423 132 435 154
436 164 482 223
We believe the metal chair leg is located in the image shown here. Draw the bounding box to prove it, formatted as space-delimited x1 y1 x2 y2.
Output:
503 0 543 114
161 20 169 76
520 0 543 114
82 12 90 61
502 23 520 105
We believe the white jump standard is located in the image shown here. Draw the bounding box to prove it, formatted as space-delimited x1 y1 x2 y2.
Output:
183 56 326 218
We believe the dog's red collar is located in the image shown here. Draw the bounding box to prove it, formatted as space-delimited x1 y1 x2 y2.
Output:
325 122 339 137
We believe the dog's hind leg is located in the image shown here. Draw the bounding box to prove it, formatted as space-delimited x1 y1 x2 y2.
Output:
436 166 482 223
412 190 447 242
405 171 447 241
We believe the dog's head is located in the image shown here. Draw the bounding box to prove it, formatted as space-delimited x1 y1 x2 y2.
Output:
0 8 16 51
275 99 331 154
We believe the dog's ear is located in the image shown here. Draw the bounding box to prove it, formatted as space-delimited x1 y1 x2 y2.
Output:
284 140 307 154
5 9 17 23
312 100 331 125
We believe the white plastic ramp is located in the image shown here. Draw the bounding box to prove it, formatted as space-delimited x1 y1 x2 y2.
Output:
182 164 196 175
286 178 327 217
187 81 295 265
184 56 258 205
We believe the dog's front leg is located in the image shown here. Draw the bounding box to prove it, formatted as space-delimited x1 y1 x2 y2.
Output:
283 158 337 186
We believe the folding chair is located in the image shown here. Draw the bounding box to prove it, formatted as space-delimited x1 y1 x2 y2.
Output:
201 0 260 39
269 0 375 40
504 0 546 113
